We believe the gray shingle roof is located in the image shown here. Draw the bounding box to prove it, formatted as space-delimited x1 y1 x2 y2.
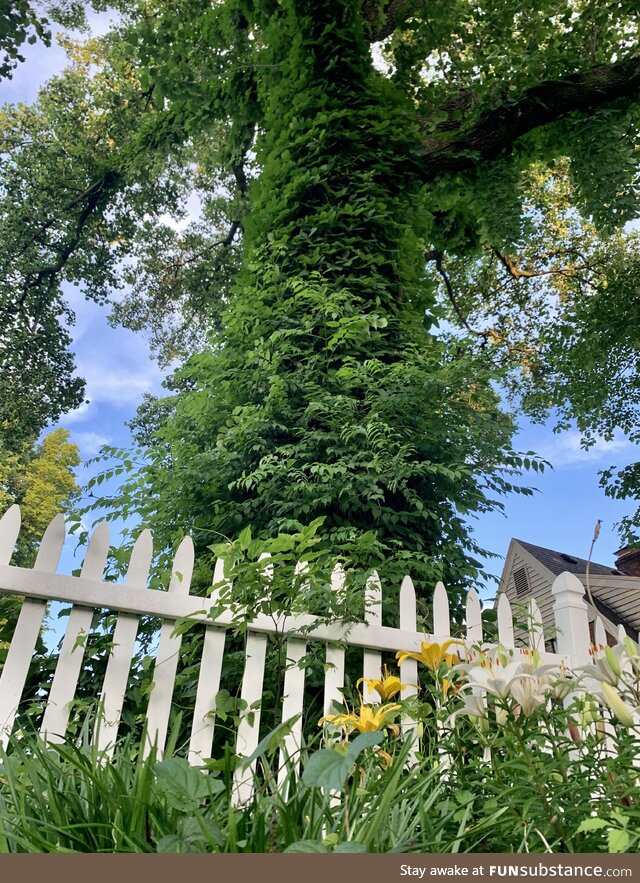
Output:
515 539 619 577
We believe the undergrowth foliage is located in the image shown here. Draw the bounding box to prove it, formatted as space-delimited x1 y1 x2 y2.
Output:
1 638 639 854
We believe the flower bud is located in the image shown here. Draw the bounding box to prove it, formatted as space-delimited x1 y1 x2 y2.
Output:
601 682 635 727
604 645 621 680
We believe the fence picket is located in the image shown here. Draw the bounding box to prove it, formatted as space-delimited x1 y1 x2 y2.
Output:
1 504 620 786
276 562 310 783
0 505 20 565
233 553 271 803
323 564 346 717
432 581 450 637
497 593 515 649
143 536 195 758
95 530 153 756
618 624 628 643
41 521 110 743
0 513 65 747
234 631 268 804
278 637 307 785
399 575 418 758
527 597 544 653
362 571 383 701
188 556 227 765
466 588 482 645
399 576 418 700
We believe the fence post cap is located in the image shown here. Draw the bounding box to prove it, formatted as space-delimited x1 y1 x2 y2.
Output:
551 571 587 598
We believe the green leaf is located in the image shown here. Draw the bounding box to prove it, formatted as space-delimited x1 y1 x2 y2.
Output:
608 828 631 853
284 840 330 853
577 818 609 833
239 716 301 766
302 731 383 792
155 758 224 809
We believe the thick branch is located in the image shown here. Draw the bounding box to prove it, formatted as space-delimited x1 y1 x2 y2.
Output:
421 54 640 179
0 168 124 328
361 0 410 43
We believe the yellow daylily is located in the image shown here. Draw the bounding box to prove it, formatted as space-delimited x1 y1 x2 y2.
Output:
441 677 460 701
396 639 462 673
357 666 407 701
375 748 393 770
319 703 401 734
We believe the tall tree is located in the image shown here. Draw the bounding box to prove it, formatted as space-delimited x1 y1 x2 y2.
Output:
2 0 639 603
0 428 80 649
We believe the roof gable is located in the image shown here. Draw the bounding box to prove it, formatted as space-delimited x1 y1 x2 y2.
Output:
514 539 618 578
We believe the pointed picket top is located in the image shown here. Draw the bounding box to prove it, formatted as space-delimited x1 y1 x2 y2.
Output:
82 521 110 579
364 570 382 626
33 513 66 572
399 576 418 703
125 529 153 587
527 596 544 652
496 593 514 649
618 624 628 644
210 554 231 606
594 616 607 650
330 562 346 608
167 535 195 594
466 588 482 644
399 576 417 632
0 505 21 565
432 581 450 637
258 551 274 583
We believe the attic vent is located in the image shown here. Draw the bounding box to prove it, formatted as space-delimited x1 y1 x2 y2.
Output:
513 566 530 597
561 553 578 564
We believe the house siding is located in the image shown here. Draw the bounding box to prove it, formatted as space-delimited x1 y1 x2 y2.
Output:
503 550 555 647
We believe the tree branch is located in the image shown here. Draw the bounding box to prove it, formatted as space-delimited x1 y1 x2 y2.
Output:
492 247 599 285
430 250 486 340
361 0 411 43
420 54 640 179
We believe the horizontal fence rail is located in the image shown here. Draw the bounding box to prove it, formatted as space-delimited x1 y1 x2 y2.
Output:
0 505 621 800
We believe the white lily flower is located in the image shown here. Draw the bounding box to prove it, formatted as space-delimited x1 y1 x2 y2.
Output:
510 674 549 717
578 644 626 686
454 692 487 720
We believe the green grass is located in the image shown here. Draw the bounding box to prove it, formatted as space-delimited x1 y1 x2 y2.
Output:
1 718 638 853
0 731 507 853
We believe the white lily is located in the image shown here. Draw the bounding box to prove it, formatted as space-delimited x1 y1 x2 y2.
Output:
454 692 488 720
510 674 549 716
578 644 626 686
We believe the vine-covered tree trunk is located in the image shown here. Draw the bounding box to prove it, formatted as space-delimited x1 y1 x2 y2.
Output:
152 0 519 607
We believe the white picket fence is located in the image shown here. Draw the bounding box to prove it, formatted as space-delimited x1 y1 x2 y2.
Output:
0 505 607 801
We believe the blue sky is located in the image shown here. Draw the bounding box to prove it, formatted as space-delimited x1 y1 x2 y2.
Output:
2 23 638 600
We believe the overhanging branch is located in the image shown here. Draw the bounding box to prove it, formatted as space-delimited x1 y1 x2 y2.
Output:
361 0 411 43
420 54 640 179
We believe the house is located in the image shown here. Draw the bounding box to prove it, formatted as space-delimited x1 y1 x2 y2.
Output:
498 539 640 650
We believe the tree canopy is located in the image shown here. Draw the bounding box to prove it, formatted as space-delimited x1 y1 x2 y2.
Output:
2 0 639 606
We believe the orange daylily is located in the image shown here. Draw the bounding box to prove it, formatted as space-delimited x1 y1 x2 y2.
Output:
396 639 462 673
319 703 401 734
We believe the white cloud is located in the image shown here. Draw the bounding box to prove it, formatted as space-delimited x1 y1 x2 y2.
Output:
80 361 162 407
61 401 92 424
71 431 111 457
536 431 635 467
60 286 167 415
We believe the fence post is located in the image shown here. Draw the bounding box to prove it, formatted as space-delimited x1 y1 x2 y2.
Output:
551 571 591 664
